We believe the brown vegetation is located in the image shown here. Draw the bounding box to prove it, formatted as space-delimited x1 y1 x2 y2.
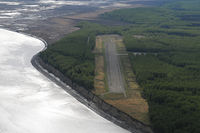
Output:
93 37 106 95
94 35 150 125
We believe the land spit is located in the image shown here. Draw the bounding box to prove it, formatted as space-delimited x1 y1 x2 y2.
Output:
32 52 153 133
30 32 153 132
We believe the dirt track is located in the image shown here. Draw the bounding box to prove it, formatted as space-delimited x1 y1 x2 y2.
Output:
104 35 125 94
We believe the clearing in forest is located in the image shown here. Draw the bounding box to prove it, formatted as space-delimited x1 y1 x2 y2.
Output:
93 35 150 125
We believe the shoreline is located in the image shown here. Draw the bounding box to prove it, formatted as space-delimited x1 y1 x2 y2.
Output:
2 3 153 132
30 31 153 133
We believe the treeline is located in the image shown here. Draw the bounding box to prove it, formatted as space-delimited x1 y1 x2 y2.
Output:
123 32 200 53
130 54 200 93
101 7 176 25
130 54 200 133
40 22 123 90
40 27 96 90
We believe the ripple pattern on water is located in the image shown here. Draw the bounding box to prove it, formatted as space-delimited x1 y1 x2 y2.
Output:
0 29 130 133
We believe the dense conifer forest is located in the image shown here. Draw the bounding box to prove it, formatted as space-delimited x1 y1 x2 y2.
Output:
102 0 200 132
40 23 120 89
40 29 95 89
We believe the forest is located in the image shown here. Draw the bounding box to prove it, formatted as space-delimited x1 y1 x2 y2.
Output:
40 28 95 89
102 0 200 132
39 23 121 90
40 0 200 132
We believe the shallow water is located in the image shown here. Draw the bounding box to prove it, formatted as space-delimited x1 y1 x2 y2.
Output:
0 28 130 133
0 0 141 31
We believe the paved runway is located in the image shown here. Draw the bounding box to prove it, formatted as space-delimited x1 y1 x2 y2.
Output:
104 36 125 93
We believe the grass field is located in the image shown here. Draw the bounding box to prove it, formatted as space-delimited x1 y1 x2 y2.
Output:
93 36 106 95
